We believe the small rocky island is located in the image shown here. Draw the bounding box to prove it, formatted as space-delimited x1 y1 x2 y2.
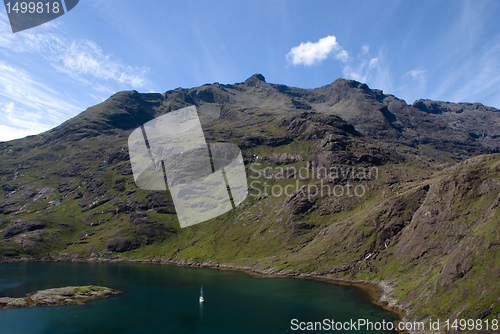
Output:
0 286 121 309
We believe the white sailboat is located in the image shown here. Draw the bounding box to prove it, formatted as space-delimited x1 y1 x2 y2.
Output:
199 285 204 303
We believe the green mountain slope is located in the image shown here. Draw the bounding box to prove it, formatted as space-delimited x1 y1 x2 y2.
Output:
0 74 498 328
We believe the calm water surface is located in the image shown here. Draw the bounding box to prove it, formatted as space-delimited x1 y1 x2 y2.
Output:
0 262 398 333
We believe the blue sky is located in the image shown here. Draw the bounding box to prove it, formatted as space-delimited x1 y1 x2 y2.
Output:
1 0 499 141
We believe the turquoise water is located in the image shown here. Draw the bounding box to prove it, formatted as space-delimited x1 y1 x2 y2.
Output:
0 262 398 333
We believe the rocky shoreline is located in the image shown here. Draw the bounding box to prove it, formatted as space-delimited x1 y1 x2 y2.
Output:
0 256 407 315
0 285 121 310
0 256 426 332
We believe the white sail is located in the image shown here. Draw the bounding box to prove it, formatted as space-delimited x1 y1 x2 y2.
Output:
199 285 204 303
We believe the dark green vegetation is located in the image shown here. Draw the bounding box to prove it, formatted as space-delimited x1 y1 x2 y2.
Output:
0 74 499 326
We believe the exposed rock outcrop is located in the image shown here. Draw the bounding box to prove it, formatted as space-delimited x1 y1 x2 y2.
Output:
0 286 120 309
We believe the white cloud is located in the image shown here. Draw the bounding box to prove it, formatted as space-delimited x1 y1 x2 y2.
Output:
335 50 349 62
407 69 427 81
343 65 363 82
343 57 380 84
361 44 370 55
287 34 396 98
369 58 378 69
287 36 382 87
286 35 346 66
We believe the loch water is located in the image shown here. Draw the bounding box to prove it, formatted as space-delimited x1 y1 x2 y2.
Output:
0 262 399 333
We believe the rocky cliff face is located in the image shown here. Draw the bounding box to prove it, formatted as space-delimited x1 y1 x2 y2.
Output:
0 74 498 325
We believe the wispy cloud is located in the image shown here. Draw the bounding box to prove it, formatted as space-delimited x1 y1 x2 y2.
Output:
407 69 427 81
341 45 381 84
0 14 149 88
0 62 81 142
427 3 500 107
286 35 348 66
0 12 152 141
0 124 46 142
442 42 500 106
335 49 349 62
361 44 370 55
52 40 149 87
369 58 379 69
286 37 387 90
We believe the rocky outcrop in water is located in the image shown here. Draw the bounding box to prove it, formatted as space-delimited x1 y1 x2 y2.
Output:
0 286 120 309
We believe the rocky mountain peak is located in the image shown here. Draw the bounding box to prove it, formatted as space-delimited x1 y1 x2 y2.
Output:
244 74 266 87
